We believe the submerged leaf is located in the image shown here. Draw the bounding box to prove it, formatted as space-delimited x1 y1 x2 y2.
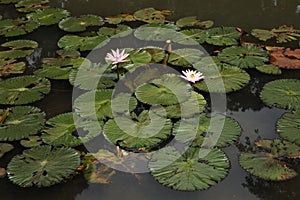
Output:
7 145 80 187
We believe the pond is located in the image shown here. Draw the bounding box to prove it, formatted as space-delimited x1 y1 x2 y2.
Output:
1 0 300 199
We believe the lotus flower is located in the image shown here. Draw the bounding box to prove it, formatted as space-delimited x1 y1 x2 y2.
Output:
180 69 204 83
106 49 130 64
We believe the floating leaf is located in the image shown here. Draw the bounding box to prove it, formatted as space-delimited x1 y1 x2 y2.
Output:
0 75 50 105
205 27 241 46
176 16 199 28
103 110 172 150
0 106 45 141
194 63 250 93
0 143 14 158
239 139 300 181
0 59 26 77
251 29 274 41
269 48 300 69
260 79 300 110
0 18 39 37
168 48 204 67
20 136 42 148
7 145 80 187
218 44 269 68
105 13 135 24
58 35 109 51
128 49 152 67
98 25 132 38
197 20 214 29
174 114 241 148
256 64 282 75
179 29 207 44
277 112 300 145
133 8 171 23
135 74 191 105
143 47 166 63
59 15 104 32
149 147 229 191
0 39 38 59
26 8 70 26
15 0 49 13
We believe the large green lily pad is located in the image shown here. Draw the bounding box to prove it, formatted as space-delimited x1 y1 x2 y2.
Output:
58 35 109 51
0 39 38 59
59 15 104 32
149 147 230 191
7 145 80 187
0 18 39 37
205 27 241 46
239 139 300 181
168 48 204 67
0 75 50 105
277 112 300 145
260 79 300 110
26 8 70 26
0 106 45 141
218 44 269 68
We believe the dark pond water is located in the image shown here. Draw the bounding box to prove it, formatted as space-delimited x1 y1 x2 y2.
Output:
1 0 300 199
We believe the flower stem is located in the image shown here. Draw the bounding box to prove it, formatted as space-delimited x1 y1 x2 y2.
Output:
116 63 120 80
163 40 172 66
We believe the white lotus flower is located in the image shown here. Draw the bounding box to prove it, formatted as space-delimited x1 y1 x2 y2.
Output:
180 69 204 83
106 48 130 64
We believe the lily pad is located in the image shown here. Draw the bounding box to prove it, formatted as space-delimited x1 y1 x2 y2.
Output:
133 8 172 23
105 13 135 24
20 136 42 148
15 0 49 13
260 79 300 110
98 25 132 38
0 75 50 105
179 29 207 44
59 15 104 32
218 44 269 68
239 139 300 181
26 8 70 26
194 63 250 93
0 59 26 77
176 16 213 29
0 39 38 59
103 110 172 150
128 49 152 67
168 48 204 67
143 47 166 63
7 145 80 187
0 143 14 158
135 74 191 105
149 147 229 191
256 64 282 75
277 112 300 145
0 18 39 37
0 106 45 141
205 27 241 46
58 35 109 51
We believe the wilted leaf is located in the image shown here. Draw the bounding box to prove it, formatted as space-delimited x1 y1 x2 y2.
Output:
269 48 300 69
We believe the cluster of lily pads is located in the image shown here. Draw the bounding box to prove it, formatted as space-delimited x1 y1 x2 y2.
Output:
0 0 300 192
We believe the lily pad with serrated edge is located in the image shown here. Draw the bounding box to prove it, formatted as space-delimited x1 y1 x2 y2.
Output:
256 64 282 75
179 29 207 45
0 18 39 37
0 59 26 77
135 74 191 105
7 145 80 187
98 25 132 38
103 110 172 150
205 27 241 46
194 63 250 93
218 44 269 68
0 39 38 59
277 112 300 145
59 15 104 32
260 79 300 110
0 143 14 158
0 75 50 105
0 106 45 141
174 114 241 148
133 7 171 23
149 147 230 191
239 139 300 181
168 48 204 67
26 8 70 26
58 35 109 51
15 0 49 13
111 93 138 114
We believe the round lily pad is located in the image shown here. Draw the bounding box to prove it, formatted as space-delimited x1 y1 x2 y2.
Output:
149 147 230 191
205 27 241 46
26 8 70 26
0 59 26 77
135 74 191 105
0 39 38 59
0 75 50 105
256 64 282 75
59 15 104 32
7 145 80 187
179 29 207 44
260 79 300 110
0 18 39 37
0 106 45 141
277 112 300 145
58 35 109 51
142 47 166 63
168 48 204 67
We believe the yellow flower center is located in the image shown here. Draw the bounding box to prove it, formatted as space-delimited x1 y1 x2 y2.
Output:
189 74 195 79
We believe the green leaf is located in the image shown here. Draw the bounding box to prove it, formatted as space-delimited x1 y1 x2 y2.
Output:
20 136 42 148
58 35 109 51
149 147 230 191
7 145 80 187
205 27 241 46
218 44 269 68
135 74 191 105
26 8 70 26
0 59 26 77
256 64 282 75
0 143 14 158
0 39 38 59
0 106 45 141
59 15 104 32
277 112 300 145
103 111 172 150
0 75 50 105
239 139 300 181
168 48 204 67
179 29 207 45
98 25 132 38
251 29 274 41
142 47 166 63
0 18 39 37
133 8 171 23
128 49 152 67
15 0 49 13
105 13 135 24
260 79 300 110
176 16 199 28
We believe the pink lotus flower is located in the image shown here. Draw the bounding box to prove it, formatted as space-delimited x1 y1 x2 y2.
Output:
106 49 130 64
180 69 204 83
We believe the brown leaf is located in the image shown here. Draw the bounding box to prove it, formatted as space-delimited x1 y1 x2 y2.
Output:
284 48 300 59
270 48 300 69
